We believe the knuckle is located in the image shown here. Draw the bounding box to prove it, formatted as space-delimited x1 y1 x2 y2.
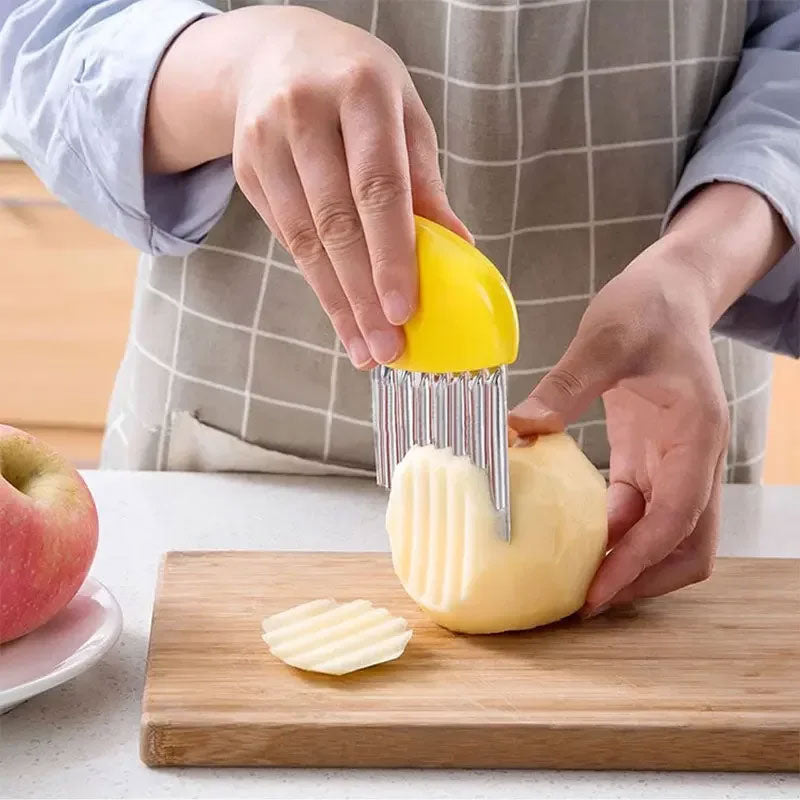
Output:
353 171 409 211
323 295 354 327
543 367 584 399
407 101 440 148
624 535 658 572
238 115 267 150
706 392 730 429
412 170 446 199
717 408 731 447
349 293 382 322
382 41 406 71
576 311 643 376
285 223 326 264
693 556 715 584
424 175 446 196
283 81 318 120
231 155 251 189
315 203 363 250
416 106 439 140
592 319 634 361
696 387 730 447
369 250 399 283
684 506 705 534
342 59 385 95
661 503 704 537
721 416 731 449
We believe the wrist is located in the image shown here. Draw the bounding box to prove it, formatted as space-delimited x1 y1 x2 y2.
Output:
145 6 284 173
658 182 792 324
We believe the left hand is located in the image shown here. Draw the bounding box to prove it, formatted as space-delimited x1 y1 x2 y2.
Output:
509 182 791 615
509 239 729 616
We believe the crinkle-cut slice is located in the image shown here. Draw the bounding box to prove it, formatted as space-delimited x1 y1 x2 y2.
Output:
261 598 412 675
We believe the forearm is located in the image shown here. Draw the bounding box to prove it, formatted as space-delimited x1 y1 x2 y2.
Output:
658 183 792 326
145 5 277 174
0 0 231 255
656 3 800 352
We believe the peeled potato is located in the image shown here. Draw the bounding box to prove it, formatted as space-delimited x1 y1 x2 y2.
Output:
261 598 412 675
387 433 607 634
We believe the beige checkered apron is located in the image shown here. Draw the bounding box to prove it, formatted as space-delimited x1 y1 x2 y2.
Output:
102 0 772 483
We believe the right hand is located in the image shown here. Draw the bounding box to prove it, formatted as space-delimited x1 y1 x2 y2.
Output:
230 6 470 367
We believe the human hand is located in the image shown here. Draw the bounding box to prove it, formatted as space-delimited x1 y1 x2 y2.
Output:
146 6 469 368
230 6 468 367
509 243 730 614
508 182 790 614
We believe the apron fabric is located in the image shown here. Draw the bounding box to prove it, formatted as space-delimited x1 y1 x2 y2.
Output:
102 0 771 484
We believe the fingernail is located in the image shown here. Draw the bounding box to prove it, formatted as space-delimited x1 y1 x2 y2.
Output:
580 603 610 620
347 337 371 368
383 291 412 326
509 398 564 435
368 329 402 364
511 397 555 419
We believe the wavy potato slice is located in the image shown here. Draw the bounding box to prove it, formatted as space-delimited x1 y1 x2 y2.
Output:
261 598 412 675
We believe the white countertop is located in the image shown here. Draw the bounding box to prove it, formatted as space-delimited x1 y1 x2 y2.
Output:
1 473 799 799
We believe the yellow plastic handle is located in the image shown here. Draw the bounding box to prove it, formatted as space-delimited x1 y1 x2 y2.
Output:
390 216 519 373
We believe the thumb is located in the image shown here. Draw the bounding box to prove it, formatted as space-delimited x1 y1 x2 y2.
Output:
509 332 620 436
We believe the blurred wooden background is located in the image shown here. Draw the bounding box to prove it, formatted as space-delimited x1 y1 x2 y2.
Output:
1 161 798 481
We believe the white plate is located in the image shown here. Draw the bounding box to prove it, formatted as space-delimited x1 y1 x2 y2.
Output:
0 577 122 714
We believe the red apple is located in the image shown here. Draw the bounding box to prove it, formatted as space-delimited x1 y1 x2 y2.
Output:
0 425 98 643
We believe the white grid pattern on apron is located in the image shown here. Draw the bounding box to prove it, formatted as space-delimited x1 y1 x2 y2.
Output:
104 0 771 482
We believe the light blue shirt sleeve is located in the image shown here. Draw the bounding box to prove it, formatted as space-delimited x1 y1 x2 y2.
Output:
667 0 800 357
0 0 235 256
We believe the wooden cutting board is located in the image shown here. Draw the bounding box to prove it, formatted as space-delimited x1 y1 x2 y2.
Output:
141 552 800 771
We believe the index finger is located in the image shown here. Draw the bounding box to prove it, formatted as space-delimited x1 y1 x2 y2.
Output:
340 76 417 326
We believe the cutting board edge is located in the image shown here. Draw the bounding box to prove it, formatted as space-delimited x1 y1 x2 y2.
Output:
141 552 171 719
140 715 800 771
